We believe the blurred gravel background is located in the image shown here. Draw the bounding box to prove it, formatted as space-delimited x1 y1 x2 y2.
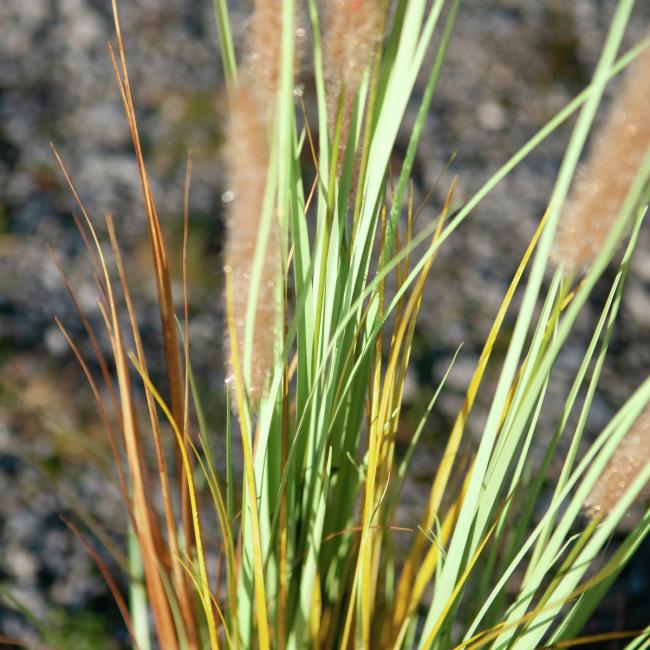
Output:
1 0 649 646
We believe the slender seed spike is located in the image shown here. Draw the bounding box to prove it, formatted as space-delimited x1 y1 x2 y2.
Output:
247 0 283 96
585 404 650 518
224 84 279 404
247 0 305 100
324 0 380 98
553 46 650 273
324 0 381 164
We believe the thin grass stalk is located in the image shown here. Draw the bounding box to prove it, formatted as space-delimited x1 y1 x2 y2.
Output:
62 519 140 648
131 359 220 649
189 433 238 644
47 240 120 422
182 155 192 471
107 5 183 434
91 221 179 649
108 2 193 562
386 344 461 517
390 205 549 639
53 317 132 527
212 0 237 95
277 360 290 650
340 205 444 647
382 0 459 261
418 5 637 641
523 209 645 587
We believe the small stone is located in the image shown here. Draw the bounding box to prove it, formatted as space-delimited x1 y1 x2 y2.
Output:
8 549 38 582
44 325 69 356
477 101 505 130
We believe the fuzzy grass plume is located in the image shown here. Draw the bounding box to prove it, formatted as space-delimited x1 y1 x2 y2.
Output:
553 44 650 273
247 0 305 99
223 84 279 403
248 0 284 96
586 404 650 518
324 0 381 166
324 0 381 100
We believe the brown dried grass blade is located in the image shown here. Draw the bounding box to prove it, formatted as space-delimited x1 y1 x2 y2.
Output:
54 316 132 525
62 517 140 649
105 215 199 646
48 244 121 429
85 208 179 649
108 0 193 555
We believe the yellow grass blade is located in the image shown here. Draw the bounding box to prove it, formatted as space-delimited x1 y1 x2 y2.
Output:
390 480 466 649
419 509 503 649
427 205 550 524
131 357 220 650
178 555 233 648
106 216 200 645
390 206 550 638
455 558 635 650
341 186 454 649
92 222 179 649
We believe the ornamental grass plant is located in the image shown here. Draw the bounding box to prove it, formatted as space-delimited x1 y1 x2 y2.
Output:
41 0 650 647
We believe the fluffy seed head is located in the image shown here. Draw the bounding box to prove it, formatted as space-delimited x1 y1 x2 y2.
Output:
324 0 381 168
552 46 650 273
324 0 381 97
247 0 306 99
224 84 280 403
585 403 650 518
247 0 283 96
